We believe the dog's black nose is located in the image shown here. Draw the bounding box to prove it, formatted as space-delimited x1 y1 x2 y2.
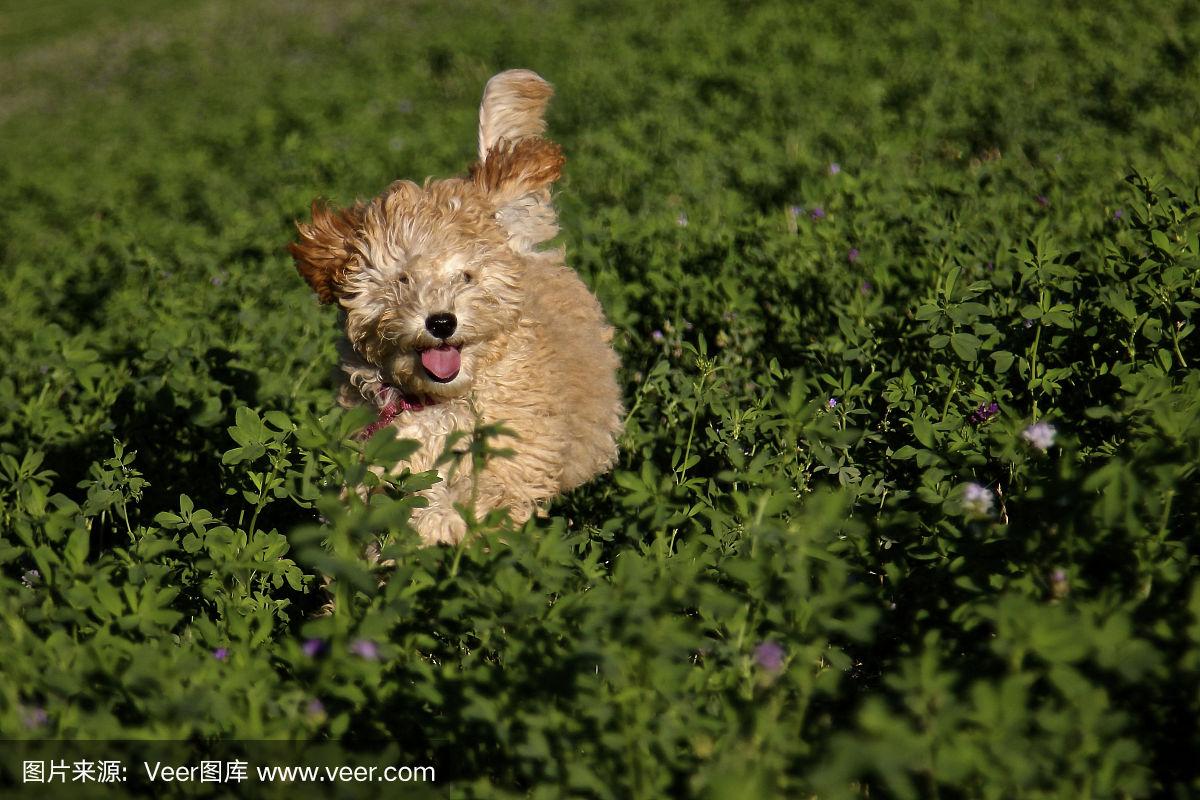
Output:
425 312 457 339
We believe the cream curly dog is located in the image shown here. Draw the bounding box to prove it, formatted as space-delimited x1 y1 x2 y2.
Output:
289 70 623 545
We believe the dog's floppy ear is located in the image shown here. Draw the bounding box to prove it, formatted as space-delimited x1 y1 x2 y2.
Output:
472 70 563 252
477 69 554 160
288 200 365 303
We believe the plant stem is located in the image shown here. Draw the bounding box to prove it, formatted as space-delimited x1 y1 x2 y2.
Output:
941 366 960 418
677 369 708 485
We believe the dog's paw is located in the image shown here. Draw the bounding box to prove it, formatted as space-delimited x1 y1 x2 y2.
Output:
411 506 468 546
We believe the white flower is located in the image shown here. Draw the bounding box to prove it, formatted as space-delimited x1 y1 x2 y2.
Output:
1022 421 1057 451
961 483 994 517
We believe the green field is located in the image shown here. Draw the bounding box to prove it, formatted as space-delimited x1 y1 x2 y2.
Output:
2 0 1199 797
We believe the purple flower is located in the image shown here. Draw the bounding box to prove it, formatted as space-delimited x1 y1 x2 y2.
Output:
350 639 379 660
788 205 804 219
1022 421 1057 451
859 281 873 296
847 248 860 264
1113 208 1123 219
213 647 229 662
1036 195 1050 208
651 329 665 343
827 397 838 409
961 483 994 518
828 162 841 175
967 401 1000 426
302 639 323 658
809 207 826 220
20 705 48 730
305 699 326 718
754 641 785 672
1050 568 1069 598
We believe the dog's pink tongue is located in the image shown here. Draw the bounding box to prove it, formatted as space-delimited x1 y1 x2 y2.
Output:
420 345 461 380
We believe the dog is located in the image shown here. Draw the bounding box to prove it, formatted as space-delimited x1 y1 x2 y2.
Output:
288 70 623 545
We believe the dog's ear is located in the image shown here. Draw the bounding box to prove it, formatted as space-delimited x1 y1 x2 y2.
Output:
472 70 563 252
288 200 364 303
477 69 554 160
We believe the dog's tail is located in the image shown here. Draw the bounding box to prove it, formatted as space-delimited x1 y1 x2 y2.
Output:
477 69 554 160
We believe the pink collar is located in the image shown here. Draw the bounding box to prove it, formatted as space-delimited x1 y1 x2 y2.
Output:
359 386 432 438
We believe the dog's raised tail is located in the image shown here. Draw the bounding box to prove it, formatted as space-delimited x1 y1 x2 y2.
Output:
478 69 554 160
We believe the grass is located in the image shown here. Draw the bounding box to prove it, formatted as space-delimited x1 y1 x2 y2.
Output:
1 1 1199 797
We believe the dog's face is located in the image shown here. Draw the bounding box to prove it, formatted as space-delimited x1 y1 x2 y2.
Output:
289 71 562 402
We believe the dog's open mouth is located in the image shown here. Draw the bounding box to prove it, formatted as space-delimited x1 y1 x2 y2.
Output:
419 344 462 382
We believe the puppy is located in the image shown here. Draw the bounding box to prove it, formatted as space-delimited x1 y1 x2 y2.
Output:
289 70 623 545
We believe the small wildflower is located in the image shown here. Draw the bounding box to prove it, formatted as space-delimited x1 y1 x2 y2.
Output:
210 275 224 287
213 647 229 662
1050 568 1070 599
788 205 804 219
302 639 323 658
985 261 995 271
859 280 873 296
967 401 1000 426
20 705 48 730
1022 421 1057 451
828 162 841 175
961 483 994 518
676 211 689 227
809 206 826 220
21 569 41 589
350 639 379 660
754 641 785 673
1023 318 1034 329
1036 195 1050 208
1113 208 1123 219
847 248 860 264
305 699 327 720
827 397 838 409
651 329 665 343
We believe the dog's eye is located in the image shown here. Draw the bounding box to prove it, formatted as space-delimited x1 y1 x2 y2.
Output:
461 271 474 284
397 274 410 286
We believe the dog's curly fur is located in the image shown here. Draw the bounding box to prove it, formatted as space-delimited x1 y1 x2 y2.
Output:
289 70 623 545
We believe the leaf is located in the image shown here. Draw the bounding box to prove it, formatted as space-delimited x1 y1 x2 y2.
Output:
990 350 1015 373
1151 229 1171 252
912 416 936 448
65 529 90 569
951 332 980 361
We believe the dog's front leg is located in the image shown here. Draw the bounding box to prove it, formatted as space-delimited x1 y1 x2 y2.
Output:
409 470 473 546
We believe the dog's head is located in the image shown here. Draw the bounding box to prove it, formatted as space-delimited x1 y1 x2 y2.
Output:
289 70 563 402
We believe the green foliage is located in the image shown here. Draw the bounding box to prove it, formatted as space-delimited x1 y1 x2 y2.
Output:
2 0 1200 796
